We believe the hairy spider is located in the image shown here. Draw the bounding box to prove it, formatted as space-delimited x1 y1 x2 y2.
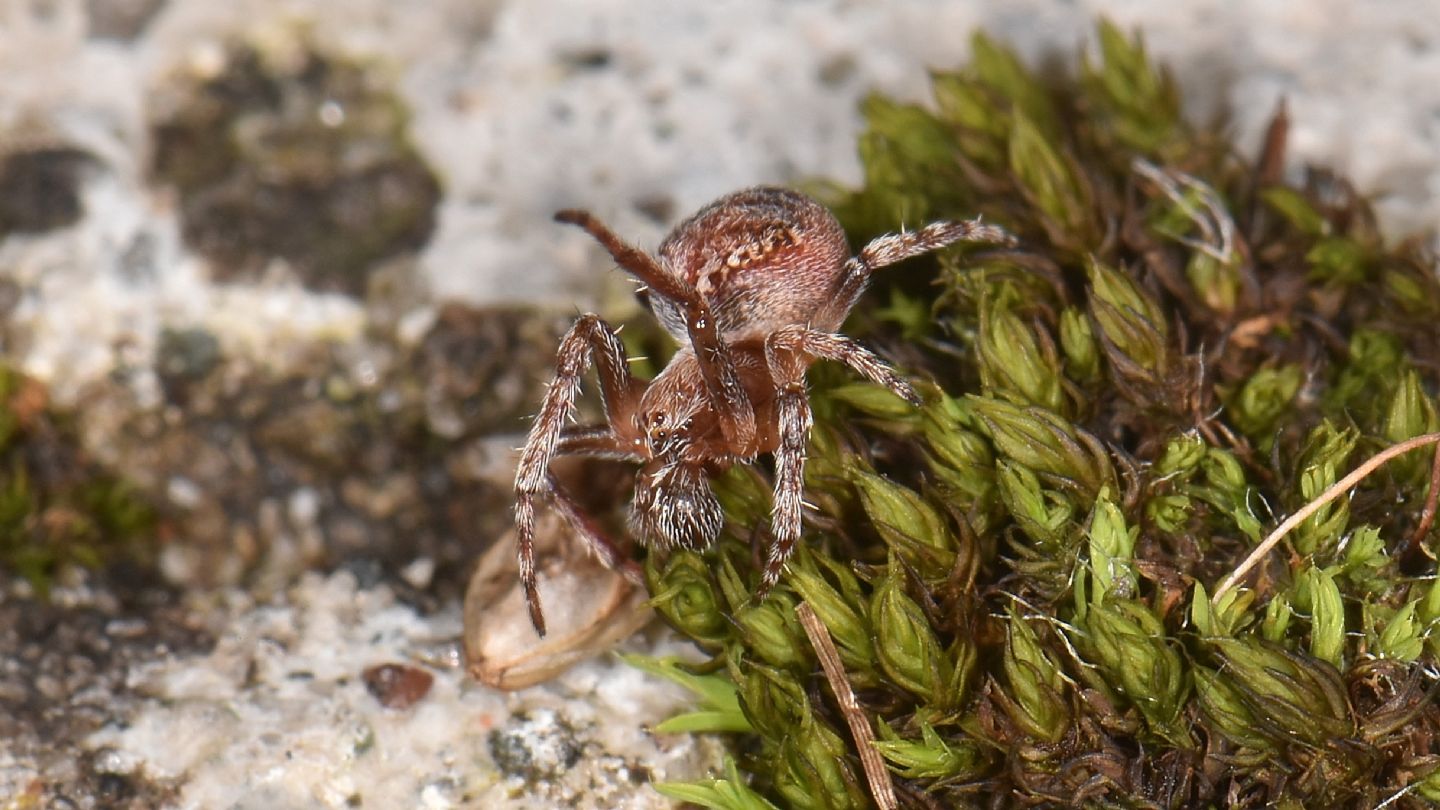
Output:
515 186 1014 635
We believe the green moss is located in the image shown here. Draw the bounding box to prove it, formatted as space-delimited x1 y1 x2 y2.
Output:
647 21 1440 808
0 365 155 593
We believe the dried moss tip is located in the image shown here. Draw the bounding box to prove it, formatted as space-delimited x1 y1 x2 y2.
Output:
644 20 1440 809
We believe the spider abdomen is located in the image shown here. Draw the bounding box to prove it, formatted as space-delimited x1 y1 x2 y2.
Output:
653 186 851 340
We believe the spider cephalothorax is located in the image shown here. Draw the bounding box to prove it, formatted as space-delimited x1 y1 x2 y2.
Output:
514 186 1015 635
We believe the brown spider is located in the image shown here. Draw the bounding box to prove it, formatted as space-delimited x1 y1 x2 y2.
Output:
514 186 1014 635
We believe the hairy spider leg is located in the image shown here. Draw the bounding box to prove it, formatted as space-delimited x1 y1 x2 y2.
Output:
515 313 643 636
555 209 758 453
756 327 922 597
547 474 646 584
814 218 1017 328
556 424 644 462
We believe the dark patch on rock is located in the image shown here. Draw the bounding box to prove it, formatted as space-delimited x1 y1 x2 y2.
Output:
150 40 441 296
76 305 567 602
0 277 21 318
155 326 223 404
0 571 209 808
633 194 676 225
488 710 584 783
559 47 613 72
0 147 95 237
85 0 167 41
417 303 572 437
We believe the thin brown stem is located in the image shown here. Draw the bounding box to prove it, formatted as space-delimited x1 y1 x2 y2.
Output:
1214 432 1440 604
1406 440 1440 560
797 602 897 810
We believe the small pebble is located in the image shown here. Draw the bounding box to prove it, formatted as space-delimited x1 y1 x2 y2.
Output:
361 663 434 709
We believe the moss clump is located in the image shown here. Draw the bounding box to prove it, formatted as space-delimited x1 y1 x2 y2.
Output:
0 364 155 592
150 34 441 296
646 21 1440 808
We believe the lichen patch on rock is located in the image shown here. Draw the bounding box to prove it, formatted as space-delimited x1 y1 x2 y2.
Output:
149 35 442 296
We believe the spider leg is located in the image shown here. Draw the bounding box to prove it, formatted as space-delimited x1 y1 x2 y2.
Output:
756 330 818 598
556 209 757 451
815 218 1016 328
759 378 812 599
516 314 643 637
756 327 923 596
773 327 920 404
558 424 644 461
548 474 646 586
554 210 696 309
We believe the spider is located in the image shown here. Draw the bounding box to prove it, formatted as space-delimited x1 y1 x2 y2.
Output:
514 186 1014 636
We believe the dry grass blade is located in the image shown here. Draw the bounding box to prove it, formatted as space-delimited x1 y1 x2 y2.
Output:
797 601 897 810
1214 432 1440 602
